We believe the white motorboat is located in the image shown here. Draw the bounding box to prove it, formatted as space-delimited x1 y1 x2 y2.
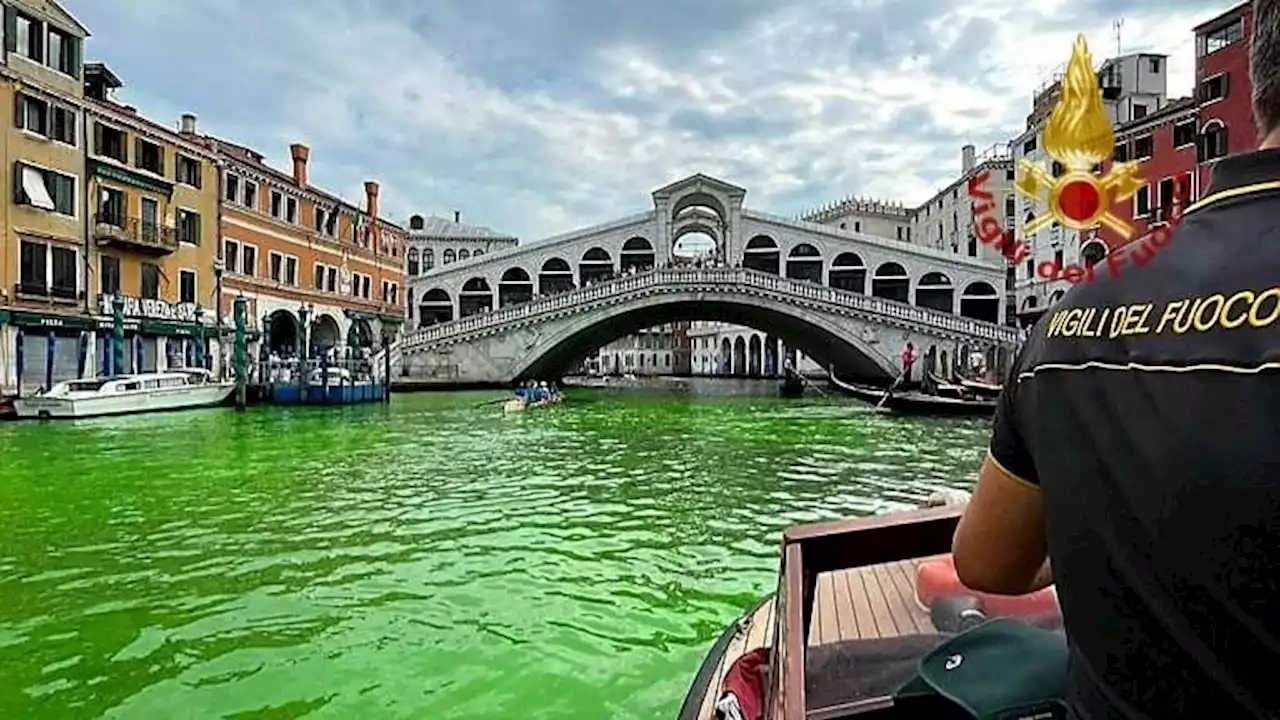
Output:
307 367 372 387
13 369 234 419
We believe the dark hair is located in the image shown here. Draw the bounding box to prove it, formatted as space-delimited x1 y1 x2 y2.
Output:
1252 0 1280 136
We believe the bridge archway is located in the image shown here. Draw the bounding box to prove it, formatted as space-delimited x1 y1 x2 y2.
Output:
829 252 866 292
511 295 899 383
620 237 655 273
915 272 954 313
579 247 614 285
871 262 909 303
785 243 823 283
459 278 493 317
960 281 1000 323
539 258 574 295
418 289 453 327
310 313 341 351
673 223 719 263
499 268 533 307
743 235 779 274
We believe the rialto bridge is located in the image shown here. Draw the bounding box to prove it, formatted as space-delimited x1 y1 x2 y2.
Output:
391 174 1022 385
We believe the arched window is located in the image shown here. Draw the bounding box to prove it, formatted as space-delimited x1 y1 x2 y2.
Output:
1201 120 1228 161
443 249 455 264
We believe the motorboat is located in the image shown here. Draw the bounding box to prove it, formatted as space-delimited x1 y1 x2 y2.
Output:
12 369 234 420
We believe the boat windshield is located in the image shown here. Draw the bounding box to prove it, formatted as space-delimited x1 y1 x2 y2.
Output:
64 380 109 392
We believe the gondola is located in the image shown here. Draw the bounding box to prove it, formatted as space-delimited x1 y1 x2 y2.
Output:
779 369 806 398
958 378 1002 398
829 372 996 418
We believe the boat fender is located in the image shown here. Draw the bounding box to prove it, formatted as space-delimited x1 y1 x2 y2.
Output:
929 594 987 633
716 647 768 720
916 555 1060 623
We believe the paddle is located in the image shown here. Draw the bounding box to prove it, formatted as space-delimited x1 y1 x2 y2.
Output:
876 370 905 409
474 396 511 408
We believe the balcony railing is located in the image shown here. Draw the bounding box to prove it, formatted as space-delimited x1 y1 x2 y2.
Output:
398 267 1023 352
93 213 178 254
13 282 79 301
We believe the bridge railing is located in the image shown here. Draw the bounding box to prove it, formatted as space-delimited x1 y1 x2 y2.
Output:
395 267 1022 352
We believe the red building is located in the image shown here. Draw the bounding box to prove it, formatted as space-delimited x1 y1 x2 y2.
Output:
1195 2 1253 189
1085 98 1199 258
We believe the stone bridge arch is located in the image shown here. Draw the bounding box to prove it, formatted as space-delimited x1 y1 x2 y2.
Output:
509 292 900 381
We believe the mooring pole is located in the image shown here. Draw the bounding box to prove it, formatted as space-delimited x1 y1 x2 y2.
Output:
233 295 247 411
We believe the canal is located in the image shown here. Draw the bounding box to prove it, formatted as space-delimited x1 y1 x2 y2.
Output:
0 389 988 719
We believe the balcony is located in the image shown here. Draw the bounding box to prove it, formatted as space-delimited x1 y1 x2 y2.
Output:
93 214 177 255
13 282 81 303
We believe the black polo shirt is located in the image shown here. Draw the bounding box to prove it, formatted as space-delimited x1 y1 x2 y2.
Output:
990 148 1280 719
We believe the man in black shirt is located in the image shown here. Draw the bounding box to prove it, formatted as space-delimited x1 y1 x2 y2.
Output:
952 2 1280 717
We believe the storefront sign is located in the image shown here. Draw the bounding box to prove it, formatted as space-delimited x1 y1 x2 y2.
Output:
99 294 202 323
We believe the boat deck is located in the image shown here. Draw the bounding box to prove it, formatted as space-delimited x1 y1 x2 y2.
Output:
693 558 940 720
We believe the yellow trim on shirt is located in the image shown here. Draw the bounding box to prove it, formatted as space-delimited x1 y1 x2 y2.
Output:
987 450 1039 491
1183 179 1280 215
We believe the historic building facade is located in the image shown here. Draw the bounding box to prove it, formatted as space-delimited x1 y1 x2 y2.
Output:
405 211 517 329
0 0 88 393
81 63 221 375
211 134 406 363
1195 2 1252 189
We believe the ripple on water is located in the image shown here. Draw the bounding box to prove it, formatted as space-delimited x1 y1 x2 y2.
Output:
0 392 988 719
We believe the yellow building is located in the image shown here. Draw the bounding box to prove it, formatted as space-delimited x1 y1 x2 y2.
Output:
0 0 89 395
82 63 220 376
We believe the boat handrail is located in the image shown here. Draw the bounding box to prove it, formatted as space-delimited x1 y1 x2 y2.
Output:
770 506 964 720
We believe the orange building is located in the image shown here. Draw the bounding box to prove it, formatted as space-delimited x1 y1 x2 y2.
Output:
203 131 406 365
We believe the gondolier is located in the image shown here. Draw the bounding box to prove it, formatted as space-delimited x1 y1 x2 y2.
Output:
954 9 1280 717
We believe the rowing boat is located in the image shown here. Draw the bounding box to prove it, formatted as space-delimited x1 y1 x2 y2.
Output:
503 394 564 413
829 372 996 418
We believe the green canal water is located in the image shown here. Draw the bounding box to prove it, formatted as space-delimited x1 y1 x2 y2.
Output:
0 389 989 719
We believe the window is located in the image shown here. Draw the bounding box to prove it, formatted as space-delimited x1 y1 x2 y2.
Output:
284 256 297 286
1199 73 1228 103
1201 19 1243 55
97 186 124 225
19 95 77 145
14 163 75 215
100 254 120 295
1157 178 1174 216
270 190 283 218
269 251 283 282
390 283 398 304
1132 103 1147 119
1022 137 1036 154
854 221 861 232
176 155 201 187
94 123 127 163
1173 120 1196 148
314 207 326 232
362 275 371 299
424 249 434 269
179 270 196 304
225 173 239 201
1148 57 1160 73
241 245 257 276
176 208 201 245
50 246 75 299
242 181 257 209
19 240 46 294
1133 135 1153 159
381 280 390 302
285 197 297 223
326 267 337 291
1054 249 1063 267
314 263 326 290
1200 122 1228 161
895 227 902 241
141 262 160 300
13 12 43 62
443 249 455 264
46 26 80 76
223 240 239 273
1134 183 1151 217
136 140 164 174
1114 142 1129 162
1006 168 1015 180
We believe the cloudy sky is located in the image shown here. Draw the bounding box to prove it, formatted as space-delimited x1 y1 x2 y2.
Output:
65 0 1234 241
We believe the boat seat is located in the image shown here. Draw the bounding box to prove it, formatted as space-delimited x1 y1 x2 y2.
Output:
805 634 949 715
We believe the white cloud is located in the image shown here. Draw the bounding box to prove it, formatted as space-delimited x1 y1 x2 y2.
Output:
66 0 1239 241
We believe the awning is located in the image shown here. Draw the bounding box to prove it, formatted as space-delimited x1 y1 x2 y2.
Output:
343 309 377 322
140 320 201 336
10 310 95 330
0 309 9 324
377 313 404 325
21 167 55 210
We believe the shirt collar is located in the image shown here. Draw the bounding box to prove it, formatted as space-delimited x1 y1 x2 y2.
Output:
1205 148 1280 195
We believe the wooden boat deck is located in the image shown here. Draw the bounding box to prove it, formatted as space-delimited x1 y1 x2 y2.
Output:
694 558 941 720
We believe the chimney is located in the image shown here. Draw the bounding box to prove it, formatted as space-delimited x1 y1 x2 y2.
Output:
290 143 309 187
961 144 976 174
454 210 460 223
180 113 197 135
364 181 379 219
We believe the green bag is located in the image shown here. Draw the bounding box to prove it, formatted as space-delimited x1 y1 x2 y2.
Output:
894 619 1069 719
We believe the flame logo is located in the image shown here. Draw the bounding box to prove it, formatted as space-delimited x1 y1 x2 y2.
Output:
1015 35 1145 240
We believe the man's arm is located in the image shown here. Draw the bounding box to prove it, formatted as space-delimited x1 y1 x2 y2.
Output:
952 357 1051 596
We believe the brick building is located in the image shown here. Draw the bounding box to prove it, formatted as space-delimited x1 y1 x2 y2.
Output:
1195 2 1253 189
